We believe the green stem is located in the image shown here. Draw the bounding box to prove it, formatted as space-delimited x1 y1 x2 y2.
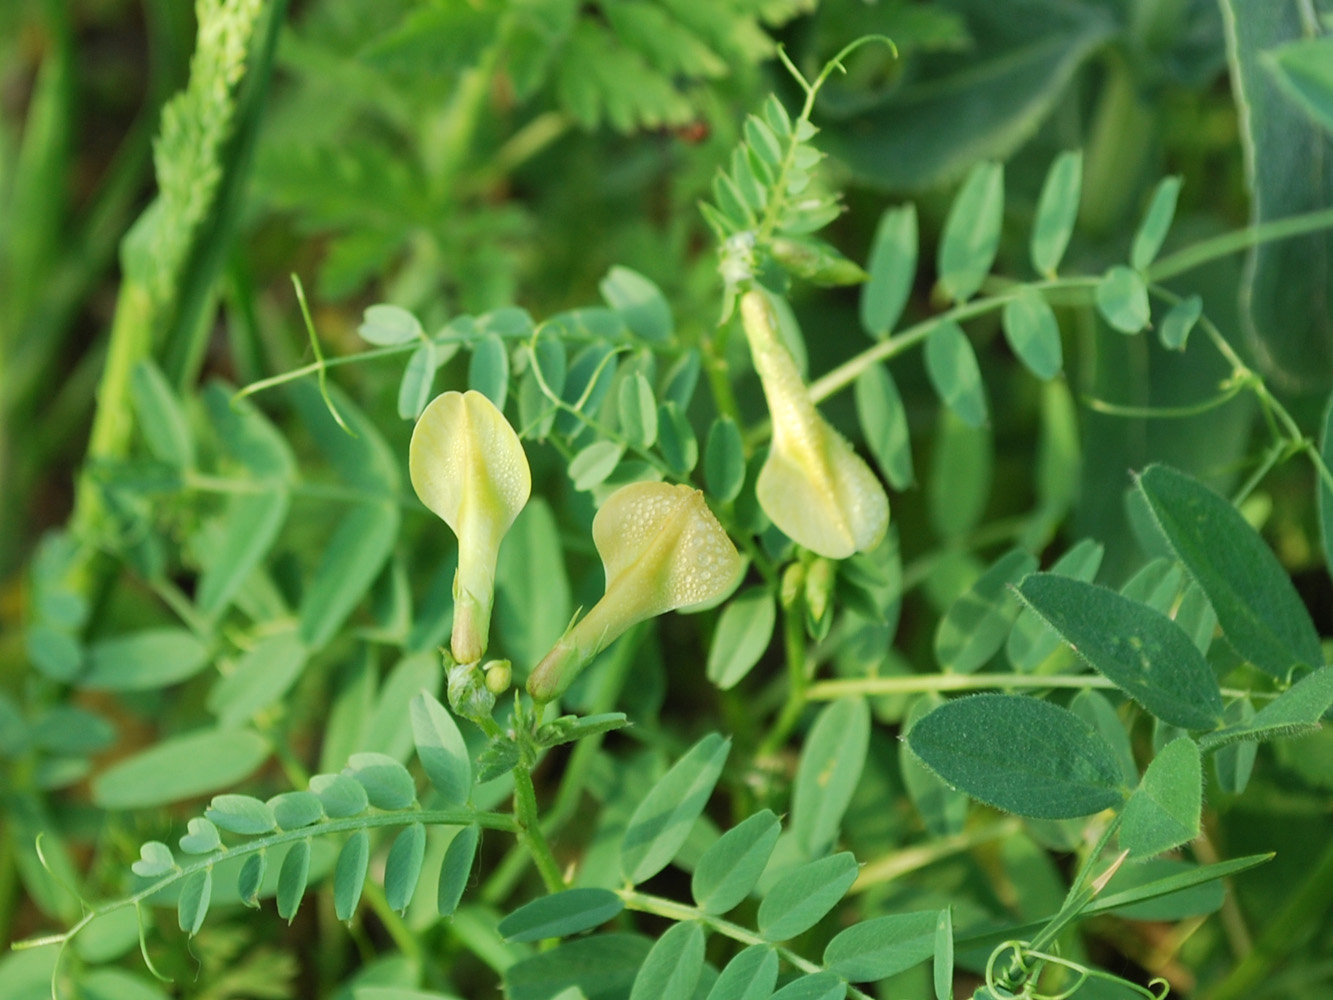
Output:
618 888 875 1000
1147 205 1333 283
758 603 809 756
511 762 565 894
805 673 1272 703
852 818 1024 892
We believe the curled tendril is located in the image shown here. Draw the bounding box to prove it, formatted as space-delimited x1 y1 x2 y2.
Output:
986 940 1172 1000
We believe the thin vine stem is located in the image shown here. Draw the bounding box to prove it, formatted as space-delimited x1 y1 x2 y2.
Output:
805 673 1276 702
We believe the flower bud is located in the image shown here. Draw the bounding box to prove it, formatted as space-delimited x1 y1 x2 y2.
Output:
447 659 496 721
528 482 742 703
410 391 531 665
483 659 512 695
741 290 889 559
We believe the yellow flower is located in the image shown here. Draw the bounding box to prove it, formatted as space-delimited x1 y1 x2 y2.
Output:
410 390 531 664
741 290 889 559
528 482 742 703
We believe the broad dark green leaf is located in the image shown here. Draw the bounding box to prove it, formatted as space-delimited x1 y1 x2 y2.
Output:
310 772 369 818
83 628 210 691
924 321 988 428
629 921 705 1000
177 868 212 937
1031 150 1082 276
237 850 266 908
855 362 914 489
1130 176 1183 270
1199 667 1333 750
1120 738 1202 858
908 695 1125 818
601 266 673 342
505 934 652 1000
208 629 307 728
1071 689 1138 786
902 694 969 837
935 550 1037 674
706 945 777 1000
1001 287 1062 380
130 360 193 467
346 752 417 810
384 823 427 913
1017 574 1223 729
706 588 776 690
276 838 311 923
438 824 479 916
1159 295 1202 351
692 810 780 915
1006 539 1103 673
823 910 938 981
705 417 746 503
769 971 845 1000
934 908 954 1000
860 204 917 338
500 888 625 942
359 304 423 345
937 163 1003 302
298 501 399 649
621 733 729 883
792 698 870 856
268 791 324 830
1138 463 1323 678
1095 266 1150 333
205 794 276 835
411 690 471 807
334 829 370 921
757 852 859 942
93 728 270 810
468 334 510 410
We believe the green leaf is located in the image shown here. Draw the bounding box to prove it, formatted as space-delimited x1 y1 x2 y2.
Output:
601 266 673 342
438 823 479 917
924 321 988 427
178 817 221 855
1120 738 1202 858
177 868 212 937
770 237 868 287
1099 859 1224 921
934 908 954 1000
411 691 471 808
334 828 370 922
237 850 266 908
1159 295 1202 351
83 628 210 691
346 752 417 810
861 204 917 338
93 728 270 810
621 733 730 884
363 652 441 761
207 628 307 729
823 910 938 981
855 362 914 490
706 588 776 690
937 162 1004 302
704 417 746 503
196 490 290 620
384 823 427 913
902 695 969 837
928 410 992 540
132 841 175 878
398 341 439 420
1071 689 1138 786
310 772 369 818
1006 539 1103 673
359 304 423 346
935 550 1037 674
536 713 630 749
277 838 311 923
1016 574 1224 729
570 440 626 491
692 810 780 915
496 499 572 669
1031 150 1082 276
1001 287 1062 380
1130 176 1183 270
1086 854 1271 918
1095 265 1150 334
506 934 652 1000
706 945 778 1000
1214 698 1258 793
268 791 324 830
1199 667 1333 750
130 360 194 467
908 695 1125 818
298 501 400 649
619 373 658 449
656 400 698 475
757 852 859 942
469 334 510 410
769 972 845 1000
792 698 870 856
25 623 83 682
629 921 705 1000
745 114 783 165
205 794 276 835
1265 35 1333 133
1138 464 1323 677
500 888 625 942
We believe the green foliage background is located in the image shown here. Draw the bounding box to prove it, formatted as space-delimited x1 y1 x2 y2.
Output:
3 1 1333 999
